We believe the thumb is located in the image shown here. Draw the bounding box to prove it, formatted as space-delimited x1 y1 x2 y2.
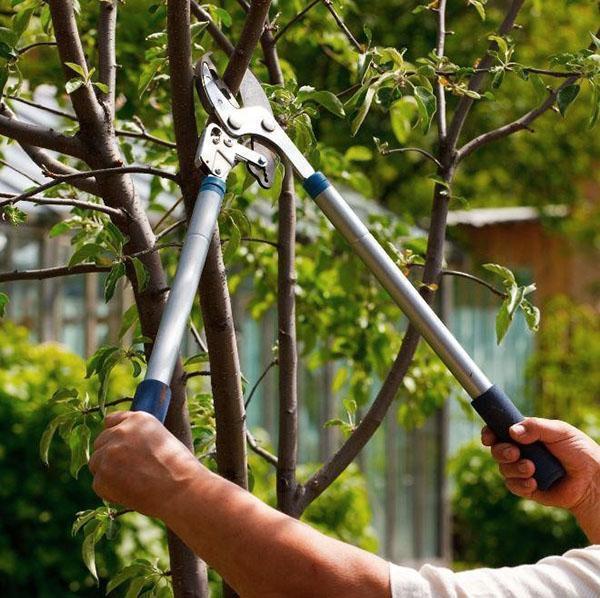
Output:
509 417 576 445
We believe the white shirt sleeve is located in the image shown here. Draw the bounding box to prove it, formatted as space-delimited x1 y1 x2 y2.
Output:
390 545 600 598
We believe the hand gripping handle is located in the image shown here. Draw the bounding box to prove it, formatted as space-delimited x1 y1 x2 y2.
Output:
472 386 565 491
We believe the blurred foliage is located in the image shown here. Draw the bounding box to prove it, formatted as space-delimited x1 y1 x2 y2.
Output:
450 442 587 568
0 322 119 595
527 296 600 439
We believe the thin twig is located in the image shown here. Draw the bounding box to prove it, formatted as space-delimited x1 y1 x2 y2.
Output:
379 147 442 168
0 192 123 218
246 430 278 467
408 264 506 298
115 129 177 149
156 218 186 241
153 196 185 233
189 321 209 354
17 41 57 55
10 165 178 205
0 159 43 185
273 0 320 44
183 370 211 382
244 358 278 409
82 397 133 414
6 95 77 121
321 0 362 52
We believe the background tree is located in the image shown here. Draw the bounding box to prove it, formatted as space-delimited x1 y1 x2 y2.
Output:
0 0 597 596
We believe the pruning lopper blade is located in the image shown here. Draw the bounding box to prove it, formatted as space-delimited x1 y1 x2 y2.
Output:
194 54 277 189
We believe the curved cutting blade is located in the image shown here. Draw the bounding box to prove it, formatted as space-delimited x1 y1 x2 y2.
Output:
195 54 277 189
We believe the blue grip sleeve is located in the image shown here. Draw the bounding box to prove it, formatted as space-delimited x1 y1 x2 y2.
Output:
472 385 565 491
132 379 171 424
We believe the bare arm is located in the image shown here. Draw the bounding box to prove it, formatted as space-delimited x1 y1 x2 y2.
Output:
90 411 390 598
483 417 600 544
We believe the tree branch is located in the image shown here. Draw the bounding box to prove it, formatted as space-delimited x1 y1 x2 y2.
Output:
0 159 43 185
190 1 235 55
446 0 525 149
435 0 448 141
6 94 78 121
379 146 442 168
17 41 57 56
0 105 86 159
321 0 362 53
273 0 320 44
0 192 123 218
10 165 177 205
246 431 278 467
245 359 278 409
97 0 118 116
115 128 177 149
47 0 105 131
0 263 111 283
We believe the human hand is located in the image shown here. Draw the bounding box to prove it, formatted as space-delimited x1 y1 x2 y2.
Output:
482 417 600 543
89 411 202 519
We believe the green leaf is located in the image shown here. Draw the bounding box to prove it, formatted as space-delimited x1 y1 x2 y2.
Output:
521 299 541 332
12 7 33 41
0 41 16 60
414 86 437 134
106 563 147 594
0 292 8 317
530 73 547 101
49 220 72 238
72 509 98 536
65 61 86 78
297 86 345 118
130 258 148 292
343 398 357 415
351 85 377 136
69 243 105 267
488 35 509 59
389 96 418 143
82 519 106 582
589 82 599 129
69 423 91 478
50 387 79 404
223 220 241 264
119 304 139 339
40 413 74 465
125 576 148 598
495 298 511 344
66 77 84 94
482 263 516 286
344 145 373 161
557 84 580 117
468 0 486 20
104 262 126 302
0 67 8 98
93 81 110 94
332 367 348 392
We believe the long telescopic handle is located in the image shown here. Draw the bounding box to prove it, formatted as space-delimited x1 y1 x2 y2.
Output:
131 176 226 423
303 172 565 491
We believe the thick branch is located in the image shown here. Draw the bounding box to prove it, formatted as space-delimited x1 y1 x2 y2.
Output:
97 0 118 115
276 166 299 516
435 0 448 141
0 106 85 159
47 0 104 130
222 0 272 93
446 0 525 149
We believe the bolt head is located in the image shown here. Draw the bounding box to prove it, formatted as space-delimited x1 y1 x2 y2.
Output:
227 114 242 130
261 117 276 132
224 138 233 147
214 168 221 175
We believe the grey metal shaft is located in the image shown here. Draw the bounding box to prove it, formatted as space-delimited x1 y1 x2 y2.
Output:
145 186 224 385
313 184 492 398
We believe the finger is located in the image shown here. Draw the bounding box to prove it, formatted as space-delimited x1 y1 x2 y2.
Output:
500 459 535 479
491 442 520 464
481 426 497 447
104 410 132 429
505 476 537 498
509 417 577 445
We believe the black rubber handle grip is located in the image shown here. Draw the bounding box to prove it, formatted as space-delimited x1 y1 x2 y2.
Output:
471 385 565 491
132 379 171 424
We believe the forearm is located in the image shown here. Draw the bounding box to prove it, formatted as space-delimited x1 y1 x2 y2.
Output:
163 463 390 598
572 499 600 544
